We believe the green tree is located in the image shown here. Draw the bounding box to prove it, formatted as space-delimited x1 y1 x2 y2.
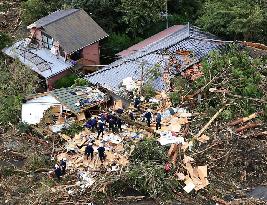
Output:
0 60 38 126
120 0 166 36
71 0 123 33
21 0 65 25
196 0 267 43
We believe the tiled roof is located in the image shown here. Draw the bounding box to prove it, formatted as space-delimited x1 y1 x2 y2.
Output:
27 9 79 28
85 25 224 96
51 86 107 114
28 9 108 54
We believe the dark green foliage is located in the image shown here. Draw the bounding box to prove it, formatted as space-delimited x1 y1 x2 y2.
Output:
21 0 64 25
192 45 266 118
70 0 124 34
102 138 180 200
142 84 157 99
54 73 78 89
126 161 181 199
101 33 143 63
196 0 267 43
0 32 12 50
26 155 52 171
169 92 180 107
18 122 32 134
61 122 84 137
129 138 167 163
0 60 38 126
1 167 15 177
72 77 89 87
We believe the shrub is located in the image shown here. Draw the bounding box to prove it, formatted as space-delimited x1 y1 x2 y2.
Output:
169 92 180 107
26 155 52 171
54 74 78 88
0 32 12 50
142 84 157 99
61 122 84 137
129 138 167 163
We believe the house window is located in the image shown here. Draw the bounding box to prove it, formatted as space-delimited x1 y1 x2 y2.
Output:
41 32 53 49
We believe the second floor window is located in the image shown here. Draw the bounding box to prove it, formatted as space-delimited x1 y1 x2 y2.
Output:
42 32 53 49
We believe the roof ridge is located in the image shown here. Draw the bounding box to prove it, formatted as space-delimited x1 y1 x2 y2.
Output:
41 9 80 27
85 25 191 79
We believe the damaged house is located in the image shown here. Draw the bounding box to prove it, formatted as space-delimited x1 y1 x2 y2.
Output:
3 9 108 89
85 24 224 105
22 86 108 132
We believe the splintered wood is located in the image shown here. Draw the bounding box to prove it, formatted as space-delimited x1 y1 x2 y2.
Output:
179 155 209 193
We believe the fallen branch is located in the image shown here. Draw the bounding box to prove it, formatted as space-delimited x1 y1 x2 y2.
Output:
228 112 263 126
236 122 262 133
194 106 226 139
34 168 51 173
184 70 227 100
227 93 267 103
116 196 145 201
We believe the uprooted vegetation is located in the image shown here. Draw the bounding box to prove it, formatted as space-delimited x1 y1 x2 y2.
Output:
86 45 267 204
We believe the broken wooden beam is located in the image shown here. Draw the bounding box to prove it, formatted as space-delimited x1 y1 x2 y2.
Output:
194 106 226 139
228 112 263 126
236 122 262 133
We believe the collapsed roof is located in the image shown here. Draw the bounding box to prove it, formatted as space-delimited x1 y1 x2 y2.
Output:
28 9 109 54
85 24 224 96
22 86 108 125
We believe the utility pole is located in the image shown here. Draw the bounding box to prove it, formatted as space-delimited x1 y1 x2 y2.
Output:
165 0 168 29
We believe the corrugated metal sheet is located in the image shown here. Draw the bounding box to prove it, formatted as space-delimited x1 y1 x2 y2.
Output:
85 25 224 95
30 9 108 54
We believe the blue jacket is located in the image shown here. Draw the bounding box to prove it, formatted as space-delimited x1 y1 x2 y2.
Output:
156 113 161 123
144 112 152 119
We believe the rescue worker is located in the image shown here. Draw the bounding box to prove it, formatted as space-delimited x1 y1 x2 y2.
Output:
54 164 62 180
108 116 115 133
85 143 94 160
144 109 152 127
129 111 135 121
97 144 106 162
116 117 123 132
59 158 67 175
156 112 162 130
134 96 141 111
97 120 105 138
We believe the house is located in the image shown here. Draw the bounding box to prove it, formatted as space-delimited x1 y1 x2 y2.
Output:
85 24 224 104
22 86 108 131
3 9 108 89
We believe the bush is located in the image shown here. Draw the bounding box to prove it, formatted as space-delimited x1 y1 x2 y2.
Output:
17 122 32 134
0 32 12 50
26 155 52 171
130 138 167 163
54 74 78 88
61 122 84 137
72 77 89 87
125 161 181 199
169 92 180 107
142 84 157 99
